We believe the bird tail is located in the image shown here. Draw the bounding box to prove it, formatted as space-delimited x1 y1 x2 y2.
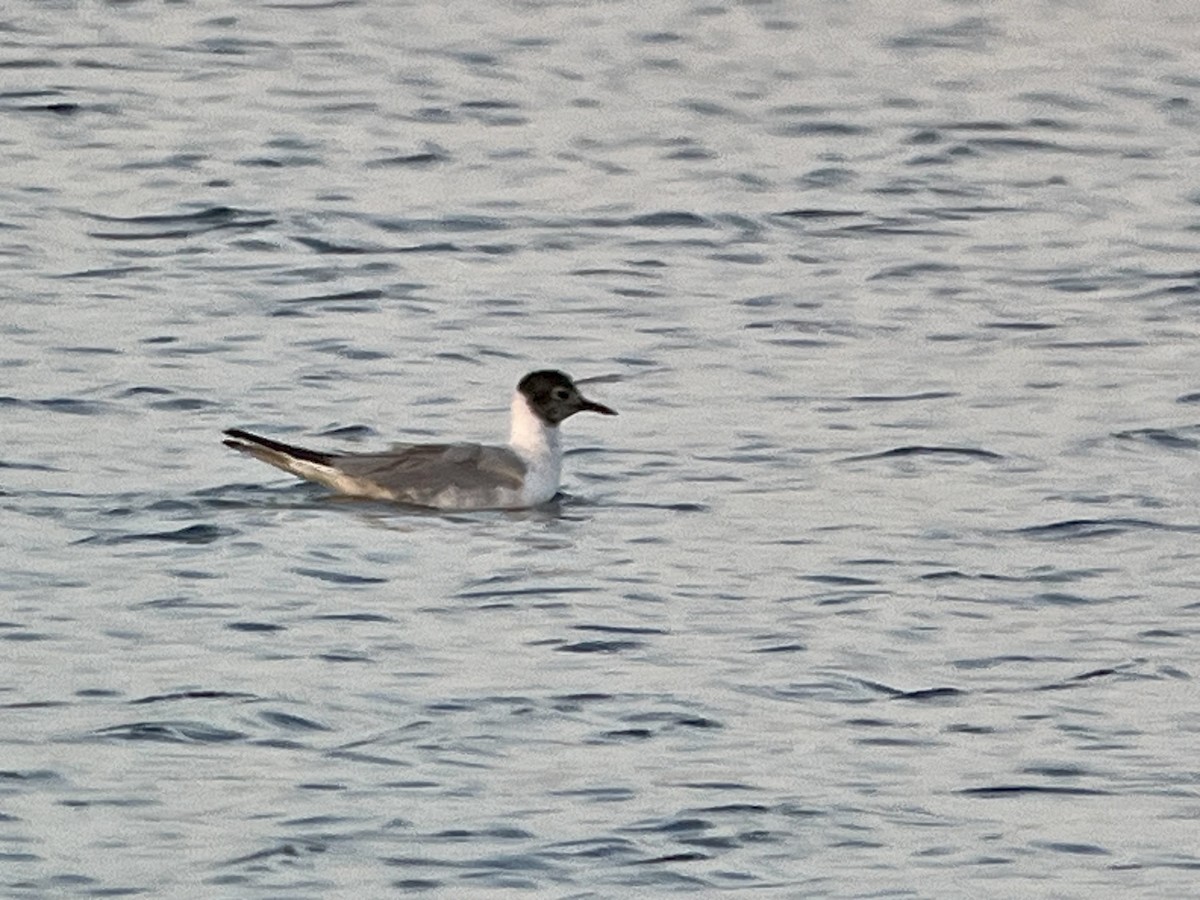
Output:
223 428 335 478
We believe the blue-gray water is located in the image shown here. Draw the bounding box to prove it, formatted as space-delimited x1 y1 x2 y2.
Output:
3 1 1200 896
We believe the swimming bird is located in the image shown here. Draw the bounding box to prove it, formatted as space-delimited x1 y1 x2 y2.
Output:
222 370 616 510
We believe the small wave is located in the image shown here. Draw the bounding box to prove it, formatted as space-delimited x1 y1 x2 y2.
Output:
890 687 966 702
32 398 109 416
88 721 246 744
960 785 1110 798
279 288 386 305
773 121 869 137
312 612 394 623
842 445 1003 462
292 567 389 585
1015 518 1200 540
366 151 449 168
1113 426 1200 450
86 205 276 240
556 640 644 654
775 208 863 219
573 624 668 636
131 690 258 705
0 459 63 472
260 710 332 732
226 622 285 633
74 524 235 545
846 391 958 403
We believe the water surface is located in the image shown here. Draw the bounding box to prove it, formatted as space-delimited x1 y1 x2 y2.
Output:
3 0 1200 895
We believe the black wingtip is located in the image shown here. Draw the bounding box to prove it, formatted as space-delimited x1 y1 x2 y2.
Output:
221 427 333 467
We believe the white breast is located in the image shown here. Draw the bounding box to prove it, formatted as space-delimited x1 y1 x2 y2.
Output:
508 392 563 505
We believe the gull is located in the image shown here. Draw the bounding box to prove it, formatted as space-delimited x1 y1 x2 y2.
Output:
223 369 616 510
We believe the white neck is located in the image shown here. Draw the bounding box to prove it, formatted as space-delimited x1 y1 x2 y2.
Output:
509 393 563 505
509 392 562 462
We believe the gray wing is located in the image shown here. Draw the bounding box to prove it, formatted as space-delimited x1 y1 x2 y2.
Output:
329 442 527 506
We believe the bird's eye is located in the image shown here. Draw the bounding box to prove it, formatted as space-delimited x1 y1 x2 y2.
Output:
551 387 571 401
